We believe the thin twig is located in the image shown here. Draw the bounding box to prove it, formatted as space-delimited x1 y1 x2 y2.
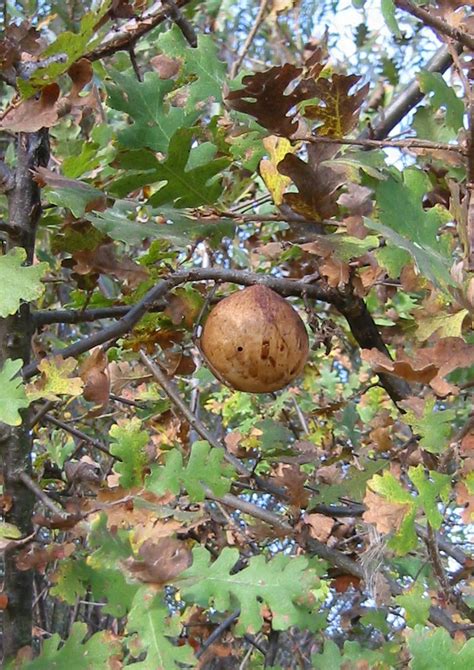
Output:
42 413 120 461
162 0 197 47
467 84 474 270
394 0 474 51
86 0 194 61
230 0 269 78
128 46 142 81
359 45 457 140
302 134 464 154
22 268 336 379
206 491 293 533
18 472 66 517
195 610 240 659
139 350 251 478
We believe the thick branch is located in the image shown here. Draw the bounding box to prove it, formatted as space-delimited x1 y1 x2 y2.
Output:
360 45 456 140
0 160 14 194
24 268 408 402
1 129 49 661
22 269 337 379
394 0 474 51
86 0 194 61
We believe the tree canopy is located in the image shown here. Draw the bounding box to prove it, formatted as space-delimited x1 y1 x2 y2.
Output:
0 0 473 668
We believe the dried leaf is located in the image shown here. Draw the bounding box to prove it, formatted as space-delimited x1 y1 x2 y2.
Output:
303 74 369 137
278 144 346 220
72 243 149 289
304 513 334 542
124 537 192 584
80 347 110 409
0 84 60 132
226 64 316 137
363 488 410 534
361 337 474 397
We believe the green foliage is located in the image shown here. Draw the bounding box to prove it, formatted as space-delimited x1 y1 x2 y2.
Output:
0 248 48 317
111 128 230 207
126 587 194 669
369 169 454 288
109 418 149 487
0 359 30 426
181 547 326 634
403 398 455 454
146 440 234 501
312 638 398 669
87 201 235 247
395 582 431 627
158 26 226 109
106 69 197 153
418 71 464 132
16 623 121 669
408 626 474 669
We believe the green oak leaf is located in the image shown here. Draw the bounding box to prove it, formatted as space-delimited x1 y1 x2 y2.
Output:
158 25 226 109
403 398 455 454
408 625 474 669
110 129 229 207
18 4 111 98
395 582 431 627
87 201 234 247
109 418 149 488
106 70 197 152
181 547 324 634
381 0 401 37
126 587 194 670
0 247 48 317
19 622 121 669
312 638 395 669
44 180 105 218
146 440 234 502
368 168 454 289
409 464 451 530
0 359 30 426
418 71 464 132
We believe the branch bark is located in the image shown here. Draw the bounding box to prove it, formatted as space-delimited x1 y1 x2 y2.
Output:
24 268 409 402
394 0 474 51
0 129 49 661
86 0 194 61
359 45 457 140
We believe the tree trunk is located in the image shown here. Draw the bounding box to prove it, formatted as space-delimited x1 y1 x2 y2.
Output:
0 130 49 661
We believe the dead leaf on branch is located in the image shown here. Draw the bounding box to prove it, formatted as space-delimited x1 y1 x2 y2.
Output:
0 83 60 133
303 74 369 138
362 488 411 535
226 63 317 137
361 337 474 396
123 537 192 585
278 144 346 220
72 242 149 289
303 513 334 542
0 59 97 132
80 347 111 410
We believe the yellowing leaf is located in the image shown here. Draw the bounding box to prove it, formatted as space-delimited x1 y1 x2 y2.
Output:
415 308 469 341
26 356 84 401
260 136 296 205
